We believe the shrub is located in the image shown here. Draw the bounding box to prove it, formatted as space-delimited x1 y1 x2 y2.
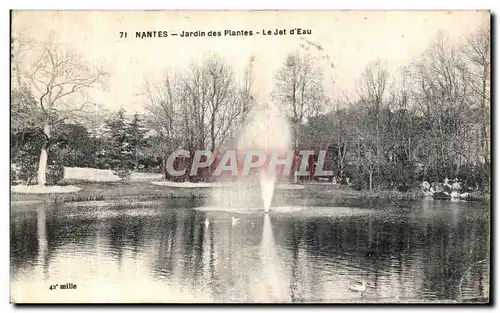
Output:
113 167 132 180
15 150 39 185
46 163 65 186
10 165 19 186
11 129 45 185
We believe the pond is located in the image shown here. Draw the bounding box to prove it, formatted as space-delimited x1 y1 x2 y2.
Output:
10 196 490 303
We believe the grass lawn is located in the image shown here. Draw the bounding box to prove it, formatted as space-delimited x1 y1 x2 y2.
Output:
10 179 489 206
11 180 212 204
11 180 413 203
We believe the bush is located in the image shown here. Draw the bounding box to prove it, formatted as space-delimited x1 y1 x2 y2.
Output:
351 173 368 191
113 168 132 180
46 163 65 186
11 129 44 185
457 162 490 190
10 165 19 186
15 150 39 185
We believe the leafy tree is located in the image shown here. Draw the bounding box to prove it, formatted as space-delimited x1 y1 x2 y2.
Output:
11 128 44 185
103 109 133 178
13 34 107 185
127 113 149 170
11 87 44 185
50 123 102 168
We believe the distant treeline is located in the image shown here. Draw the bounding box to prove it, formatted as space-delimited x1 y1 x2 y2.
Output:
11 24 490 192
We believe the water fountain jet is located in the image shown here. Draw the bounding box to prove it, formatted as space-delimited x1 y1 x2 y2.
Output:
236 102 292 213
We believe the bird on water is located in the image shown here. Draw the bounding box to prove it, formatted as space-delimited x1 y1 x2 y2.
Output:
348 280 368 296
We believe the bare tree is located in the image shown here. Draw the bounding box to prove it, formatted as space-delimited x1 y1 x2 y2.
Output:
332 101 350 178
219 55 256 148
390 66 415 160
273 51 325 149
144 54 253 169
350 108 378 192
177 55 253 153
357 59 389 171
203 56 237 152
412 32 474 175
143 73 180 175
11 28 37 88
291 26 490 191
461 24 491 164
180 62 208 151
15 37 107 185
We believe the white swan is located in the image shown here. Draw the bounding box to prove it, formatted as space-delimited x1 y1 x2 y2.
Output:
348 280 368 293
232 216 240 226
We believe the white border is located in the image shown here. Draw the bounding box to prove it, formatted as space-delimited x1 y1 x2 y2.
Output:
3 1 498 10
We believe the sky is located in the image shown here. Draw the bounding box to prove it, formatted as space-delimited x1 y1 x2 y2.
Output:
12 10 489 114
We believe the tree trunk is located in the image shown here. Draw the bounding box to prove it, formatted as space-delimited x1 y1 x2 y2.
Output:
369 171 373 192
162 152 167 181
338 144 345 178
481 63 489 164
210 114 216 153
37 124 51 186
293 122 299 184
36 207 49 277
376 102 381 173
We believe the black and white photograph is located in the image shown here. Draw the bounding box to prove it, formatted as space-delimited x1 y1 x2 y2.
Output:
10 10 491 303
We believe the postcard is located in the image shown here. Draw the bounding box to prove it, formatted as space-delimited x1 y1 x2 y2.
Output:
10 10 491 303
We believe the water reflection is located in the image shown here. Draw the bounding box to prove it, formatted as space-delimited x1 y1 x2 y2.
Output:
10 199 489 303
36 207 49 280
254 214 288 302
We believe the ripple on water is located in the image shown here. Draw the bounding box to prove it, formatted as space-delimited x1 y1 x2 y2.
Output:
65 200 165 208
62 200 168 219
63 207 164 219
194 206 374 217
